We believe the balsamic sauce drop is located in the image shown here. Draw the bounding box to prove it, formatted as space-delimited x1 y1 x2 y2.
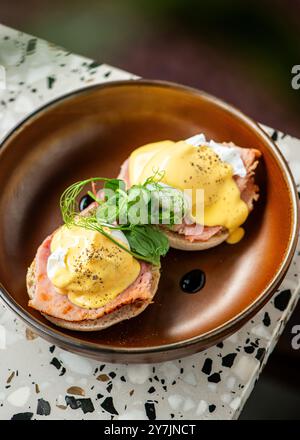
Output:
79 194 94 212
180 269 206 293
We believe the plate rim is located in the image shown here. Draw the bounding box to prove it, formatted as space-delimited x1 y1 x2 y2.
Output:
0 78 298 357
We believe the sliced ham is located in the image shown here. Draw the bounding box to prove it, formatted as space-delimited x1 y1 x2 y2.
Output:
119 159 130 187
169 224 223 242
234 147 261 210
119 144 261 243
29 234 153 322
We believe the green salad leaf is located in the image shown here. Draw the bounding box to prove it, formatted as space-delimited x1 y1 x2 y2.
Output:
124 225 169 266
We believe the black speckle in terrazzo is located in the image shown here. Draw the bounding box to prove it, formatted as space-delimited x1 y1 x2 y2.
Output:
65 396 95 414
109 372 116 379
202 358 213 375
47 76 56 89
256 347 266 363
26 38 37 55
274 289 291 311
209 404 216 413
244 345 255 354
120 376 126 382
148 386 156 394
163 386 167 391
99 364 106 371
37 398 51 416
221 353 237 368
263 312 271 327
65 396 80 410
106 383 113 393
101 397 118 415
59 367 66 377
49 345 55 353
11 412 33 420
104 71 112 78
96 393 103 400
216 342 224 348
79 399 95 414
208 372 221 383
88 61 101 69
145 401 156 420
271 130 278 142
50 357 61 370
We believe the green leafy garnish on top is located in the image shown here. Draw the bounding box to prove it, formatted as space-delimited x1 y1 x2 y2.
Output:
60 174 186 266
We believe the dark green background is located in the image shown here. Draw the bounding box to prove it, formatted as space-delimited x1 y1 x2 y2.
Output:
2 0 300 419
2 0 300 136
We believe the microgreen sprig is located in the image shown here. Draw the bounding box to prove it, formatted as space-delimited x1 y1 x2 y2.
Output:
59 175 174 265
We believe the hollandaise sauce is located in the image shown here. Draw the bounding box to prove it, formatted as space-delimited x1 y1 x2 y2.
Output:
47 225 140 309
129 140 249 243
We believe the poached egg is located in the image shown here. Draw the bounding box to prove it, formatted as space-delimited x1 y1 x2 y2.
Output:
128 134 249 243
47 225 140 309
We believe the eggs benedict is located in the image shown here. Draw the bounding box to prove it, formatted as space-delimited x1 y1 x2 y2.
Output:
27 178 166 331
119 134 261 250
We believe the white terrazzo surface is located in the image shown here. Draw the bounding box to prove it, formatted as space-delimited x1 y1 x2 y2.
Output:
0 24 299 420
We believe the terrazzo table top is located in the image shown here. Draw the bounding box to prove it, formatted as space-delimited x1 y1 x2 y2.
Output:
0 23 300 420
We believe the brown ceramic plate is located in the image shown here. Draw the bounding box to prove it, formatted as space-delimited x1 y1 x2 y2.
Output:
0 80 298 363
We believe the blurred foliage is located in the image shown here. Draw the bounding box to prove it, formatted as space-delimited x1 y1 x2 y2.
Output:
22 1 300 93
2 0 300 132
137 0 300 107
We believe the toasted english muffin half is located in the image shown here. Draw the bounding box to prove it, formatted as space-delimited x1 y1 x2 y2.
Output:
27 259 160 332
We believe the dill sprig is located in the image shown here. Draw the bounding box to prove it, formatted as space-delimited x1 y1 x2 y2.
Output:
59 175 171 265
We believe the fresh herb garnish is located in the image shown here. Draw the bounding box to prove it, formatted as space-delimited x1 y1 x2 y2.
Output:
125 225 169 266
59 175 179 266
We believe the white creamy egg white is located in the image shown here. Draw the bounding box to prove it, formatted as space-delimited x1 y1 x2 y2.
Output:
47 247 67 281
110 228 131 249
98 225 131 249
185 133 247 178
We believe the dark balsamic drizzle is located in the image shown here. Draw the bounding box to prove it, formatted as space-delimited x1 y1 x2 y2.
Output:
180 269 206 293
271 130 278 142
79 194 94 212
